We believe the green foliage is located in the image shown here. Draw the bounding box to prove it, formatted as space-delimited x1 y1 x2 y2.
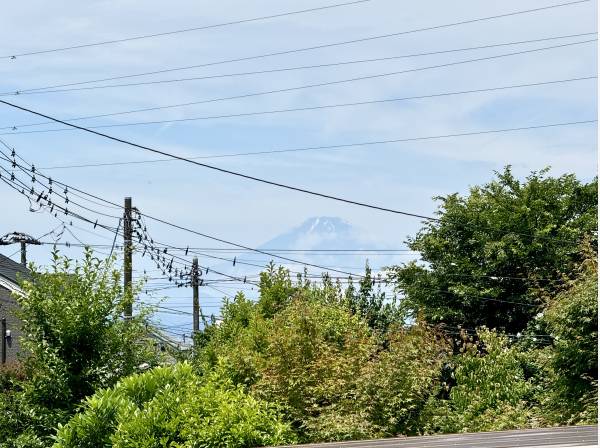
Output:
423 329 536 433
53 363 295 448
253 299 377 441
388 168 597 333
536 258 598 424
357 324 449 436
19 249 158 401
6 169 598 445
256 263 298 318
0 249 159 446
195 273 447 443
344 264 403 334
255 261 403 333
0 365 42 448
195 292 268 387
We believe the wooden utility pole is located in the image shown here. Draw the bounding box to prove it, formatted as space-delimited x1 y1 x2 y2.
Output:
20 241 26 266
124 197 133 319
192 257 199 335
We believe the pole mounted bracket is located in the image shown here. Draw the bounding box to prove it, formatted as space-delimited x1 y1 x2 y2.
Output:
0 232 41 246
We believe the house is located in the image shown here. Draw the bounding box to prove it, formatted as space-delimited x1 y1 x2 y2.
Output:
0 253 28 365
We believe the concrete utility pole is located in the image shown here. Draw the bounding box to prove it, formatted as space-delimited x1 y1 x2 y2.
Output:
192 257 200 335
20 241 26 266
123 197 133 319
0 232 40 266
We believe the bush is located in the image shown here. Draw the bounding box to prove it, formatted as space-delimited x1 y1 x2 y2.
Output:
53 363 295 448
0 249 160 446
536 258 598 424
358 324 449 436
195 269 449 443
422 329 536 433
253 299 377 442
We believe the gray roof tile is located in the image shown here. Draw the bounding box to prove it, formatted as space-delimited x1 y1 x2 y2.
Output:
0 254 29 285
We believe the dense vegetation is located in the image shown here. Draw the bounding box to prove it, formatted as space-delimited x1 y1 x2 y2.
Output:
54 363 294 448
0 250 160 448
388 167 597 334
0 168 596 447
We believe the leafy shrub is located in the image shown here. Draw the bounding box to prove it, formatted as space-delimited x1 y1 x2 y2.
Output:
0 250 160 446
194 292 269 388
18 249 159 403
536 258 598 424
423 329 536 433
53 362 295 448
195 269 448 443
357 324 449 436
253 299 377 442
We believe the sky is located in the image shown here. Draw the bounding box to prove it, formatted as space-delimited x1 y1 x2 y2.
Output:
0 0 597 341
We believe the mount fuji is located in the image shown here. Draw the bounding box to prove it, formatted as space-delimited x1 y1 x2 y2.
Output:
227 216 415 278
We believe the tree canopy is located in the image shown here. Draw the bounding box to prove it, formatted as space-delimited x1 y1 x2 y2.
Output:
388 167 597 334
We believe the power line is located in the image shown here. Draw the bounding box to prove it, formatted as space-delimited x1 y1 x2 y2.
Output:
0 148 122 220
0 145 362 278
37 241 420 259
3 140 584 269
0 128 590 282
0 149 289 288
1 98 596 221
35 241 417 253
17 119 596 170
0 0 374 59
134 214 367 279
0 160 250 286
142 264 556 283
6 75 594 138
4 32 595 96
3 0 591 84
4 39 596 132
0 98 443 218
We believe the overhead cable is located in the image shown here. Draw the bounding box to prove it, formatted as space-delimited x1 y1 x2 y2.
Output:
3 32 594 96
5 76 594 138
0 0 375 59
3 38 596 131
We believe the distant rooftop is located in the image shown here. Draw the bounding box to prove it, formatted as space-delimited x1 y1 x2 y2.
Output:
0 254 29 285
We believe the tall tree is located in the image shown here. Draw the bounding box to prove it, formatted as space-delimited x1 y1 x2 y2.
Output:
388 167 597 334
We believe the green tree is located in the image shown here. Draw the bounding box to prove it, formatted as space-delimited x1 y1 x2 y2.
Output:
194 292 268 388
388 168 597 334
195 283 447 443
344 263 402 334
0 249 159 446
256 263 299 318
536 255 598 424
357 324 449 436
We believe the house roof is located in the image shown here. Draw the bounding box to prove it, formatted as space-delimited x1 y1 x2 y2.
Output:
0 254 29 286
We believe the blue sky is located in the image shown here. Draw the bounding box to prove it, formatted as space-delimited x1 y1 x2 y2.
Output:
0 0 597 339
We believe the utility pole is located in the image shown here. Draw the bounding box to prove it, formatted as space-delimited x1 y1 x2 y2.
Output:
192 257 199 335
124 197 133 319
0 232 40 265
20 241 26 266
